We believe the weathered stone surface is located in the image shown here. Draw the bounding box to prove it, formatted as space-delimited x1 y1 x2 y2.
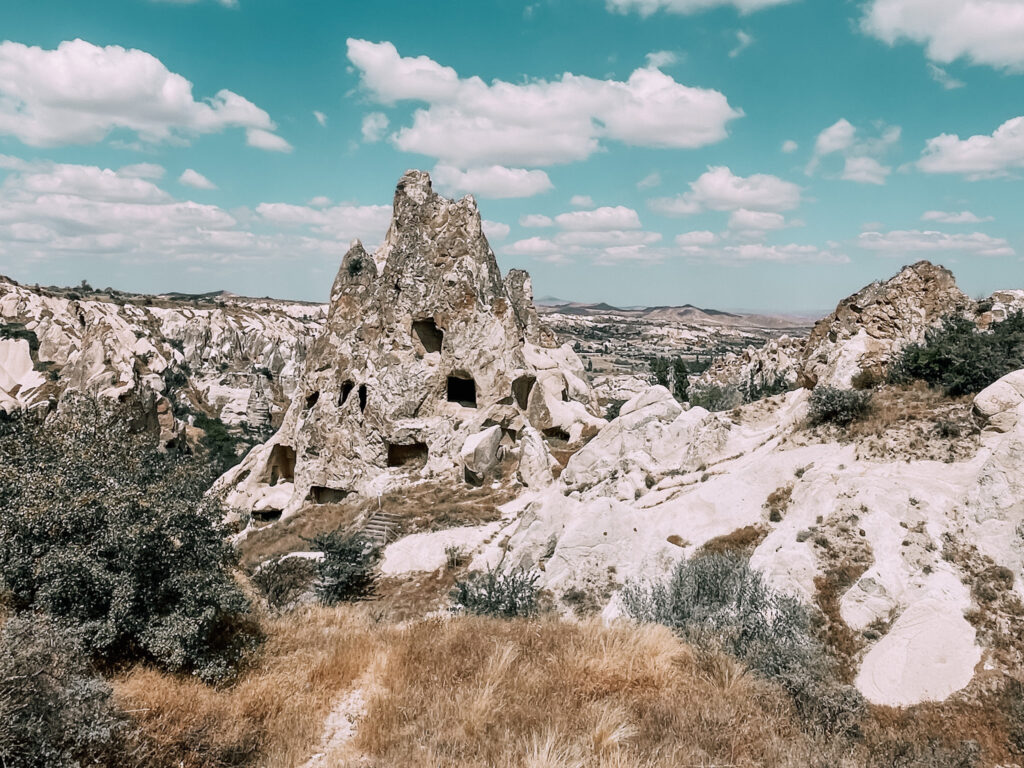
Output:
973 369 1024 432
689 335 804 400
517 425 556 488
222 171 602 516
461 425 503 482
799 261 971 389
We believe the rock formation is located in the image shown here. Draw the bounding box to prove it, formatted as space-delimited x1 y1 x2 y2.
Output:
0 276 324 441
221 171 603 517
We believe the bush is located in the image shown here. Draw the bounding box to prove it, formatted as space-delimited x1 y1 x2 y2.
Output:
603 399 625 421
0 395 260 683
451 567 540 618
891 312 1024 396
808 386 872 426
650 356 689 402
0 615 126 767
689 383 743 412
193 412 247 475
252 557 317 611
311 531 381 604
621 553 863 736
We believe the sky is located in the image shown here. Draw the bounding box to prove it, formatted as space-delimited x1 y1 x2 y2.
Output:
1 0 1023 312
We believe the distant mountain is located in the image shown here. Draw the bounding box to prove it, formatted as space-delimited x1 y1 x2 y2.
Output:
535 298 816 329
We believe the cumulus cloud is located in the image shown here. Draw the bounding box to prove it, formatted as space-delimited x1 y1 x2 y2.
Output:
645 51 678 68
570 194 595 207
806 118 900 183
727 208 788 234
858 229 1014 257
361 112 389 142
246 128 293 152
637 172 662 189
520 214 554 228
505 204 663 264
314 110 328 127
482 220 511 240
431 165 553 198
917 116 1024 179
862 0 1024 72
781 140 798 154
649 166 801 216
921 210 993 223
0 159 390 269
675 237 848 264
346 39 742 169
927 63 964 89
178 169 217 190
605 0 795 16
841 156 890 185
0 39 288 150
674 230 719 246
729 31 754 58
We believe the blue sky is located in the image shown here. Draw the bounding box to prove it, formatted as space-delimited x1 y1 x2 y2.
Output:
1 0 1023 311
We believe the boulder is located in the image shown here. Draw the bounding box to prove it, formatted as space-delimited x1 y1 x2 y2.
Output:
461 425 503 482
973 369 1024 432
517 425 556 488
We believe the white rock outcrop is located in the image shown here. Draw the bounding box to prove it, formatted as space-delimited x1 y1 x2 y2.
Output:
221 171 602 516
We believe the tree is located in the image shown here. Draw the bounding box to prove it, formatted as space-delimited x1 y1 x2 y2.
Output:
0 395 260 683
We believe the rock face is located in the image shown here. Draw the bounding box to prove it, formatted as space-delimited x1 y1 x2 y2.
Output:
799 261 971 389
0 277 324 438
221 171 602 516
692 261 974 396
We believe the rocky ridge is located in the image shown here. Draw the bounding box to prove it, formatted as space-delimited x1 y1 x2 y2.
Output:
220 171 603 520
0 277 325 442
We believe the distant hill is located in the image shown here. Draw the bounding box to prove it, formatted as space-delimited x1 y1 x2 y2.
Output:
536 298 816 329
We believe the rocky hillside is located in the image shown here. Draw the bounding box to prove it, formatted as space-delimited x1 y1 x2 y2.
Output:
0 277 325 443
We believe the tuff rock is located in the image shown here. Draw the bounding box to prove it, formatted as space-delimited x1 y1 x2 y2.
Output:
221 171 603 517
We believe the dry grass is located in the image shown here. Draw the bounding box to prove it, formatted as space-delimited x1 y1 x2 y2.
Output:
114 602 1024 768
239 479 515 571
697 525 768 557
116 605 830 768
805 384 979 463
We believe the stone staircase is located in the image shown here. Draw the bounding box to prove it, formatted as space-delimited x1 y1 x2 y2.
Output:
362 510 402 546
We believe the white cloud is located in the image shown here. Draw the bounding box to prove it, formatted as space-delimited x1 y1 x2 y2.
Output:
841 156 890 185
361 112 389 142
727 208 788 233
308 196 332 207
606 0 795 16
858 229 1014 257
921 210 993 223
118 163 165 179
645 50 678 68
637 172 662 189
246 128 293 153
506 236 560 255
0 159 393 269
729 30 754 58
314 110 328 127
520 214 555 227
482 220 510 240
0 39 288 150
676 239 848 264
675 230 718 246
431 165 553 199
806 119 899 182
570 195 595 207
555 206 642 230
918 116 1024 179
346 39 742 168
650 166 801 216
862 0 1024 72
178 169 217 190
781 140 798 154
927 63 965 90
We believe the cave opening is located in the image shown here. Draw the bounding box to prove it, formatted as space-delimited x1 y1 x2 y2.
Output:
446 374 477 408
412 318 444 354
339 379 355 406
358 384 368 412
511 375 536 410
267 444 296 486
386 441 429 468
308 486 351 504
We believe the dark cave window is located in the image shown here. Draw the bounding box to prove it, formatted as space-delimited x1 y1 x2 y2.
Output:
339 380 355 406
412 318 444 354
267 444 296 485
386 441 429 468
511 375 536 409
447 374 477 408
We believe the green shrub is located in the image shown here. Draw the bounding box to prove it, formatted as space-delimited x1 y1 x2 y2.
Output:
311 531 381 604
0 395 260 683
194 412 246 474
891 312 1024 396
451 567 540 618
604 399 625 421
622 553 863 736
808 386 872 426
252 557 317 611
739 371 792 403
650 356 689 402
0 615 126 767
689 383 743 412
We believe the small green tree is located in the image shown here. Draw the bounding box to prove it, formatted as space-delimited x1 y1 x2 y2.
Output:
451 567 540 618
0 395 260 683
311 531 381 604
0 615 126 768
650 356 689 403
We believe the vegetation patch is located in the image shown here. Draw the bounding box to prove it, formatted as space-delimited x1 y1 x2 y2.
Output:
808 386 872 427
